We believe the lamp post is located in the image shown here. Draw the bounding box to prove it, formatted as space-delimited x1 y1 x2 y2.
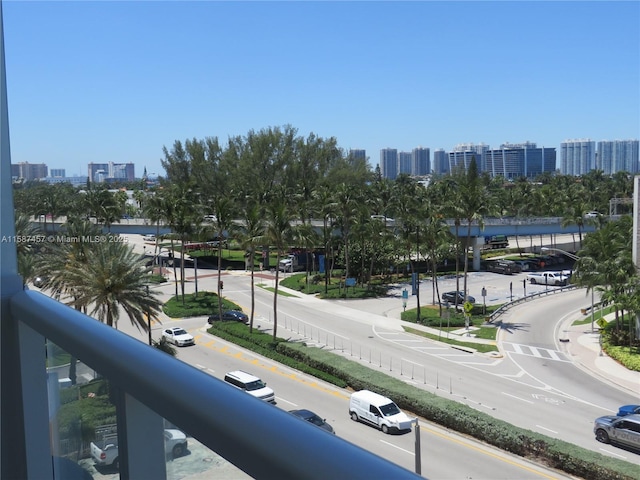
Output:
541 247 596 332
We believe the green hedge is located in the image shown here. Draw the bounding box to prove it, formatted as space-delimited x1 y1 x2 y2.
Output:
279 342 638 480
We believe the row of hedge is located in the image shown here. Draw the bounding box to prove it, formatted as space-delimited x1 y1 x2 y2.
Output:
208 320 636 480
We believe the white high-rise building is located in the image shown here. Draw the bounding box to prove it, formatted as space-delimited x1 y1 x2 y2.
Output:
597 139 639 174
560 139 596 176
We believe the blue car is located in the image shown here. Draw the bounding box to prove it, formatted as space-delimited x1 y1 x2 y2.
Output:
616 405 640 417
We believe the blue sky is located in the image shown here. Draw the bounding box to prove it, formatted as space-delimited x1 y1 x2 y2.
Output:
3 1 639 177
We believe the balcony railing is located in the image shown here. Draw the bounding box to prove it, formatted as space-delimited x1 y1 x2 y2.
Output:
6 289 420 480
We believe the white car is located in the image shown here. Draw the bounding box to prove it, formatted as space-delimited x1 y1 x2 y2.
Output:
162 327 195 347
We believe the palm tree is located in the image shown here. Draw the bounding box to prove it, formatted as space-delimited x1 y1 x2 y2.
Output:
236 202 264 333
261 199 293 340
312 185 337 294
15 214 43 286
210 196 236 322
292 222 320 291
457 157 492 302
334 183 359 297
66 239 163 331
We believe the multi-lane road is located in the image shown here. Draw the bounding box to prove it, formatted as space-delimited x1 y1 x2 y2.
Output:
77 236 639 478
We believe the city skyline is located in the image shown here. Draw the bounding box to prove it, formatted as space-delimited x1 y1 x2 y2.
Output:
3 1 638 177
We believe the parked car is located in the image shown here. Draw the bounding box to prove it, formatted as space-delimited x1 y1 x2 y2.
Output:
91 429 187 469
485 260 517 275
441 291 476 304
161 327 195 347
143 234 156 242
512 260 530 271
33 276 47 288
594 414 640 449
617 405 640 417
224 370 275 403
289 409 335 434
208 310 249 324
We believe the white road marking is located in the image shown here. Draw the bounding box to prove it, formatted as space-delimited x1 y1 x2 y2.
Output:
379 440 414 456
536 425 558 434
501 392 534 404
599 448 628 459
276 396 297 407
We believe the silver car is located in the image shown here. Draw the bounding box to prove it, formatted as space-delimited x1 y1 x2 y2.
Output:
594 413 640 449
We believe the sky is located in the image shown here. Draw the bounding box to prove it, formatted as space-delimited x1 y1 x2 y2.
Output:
3 1 639 178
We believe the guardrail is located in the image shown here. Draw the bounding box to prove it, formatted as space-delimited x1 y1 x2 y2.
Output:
9 290 421 479
488 284 581 322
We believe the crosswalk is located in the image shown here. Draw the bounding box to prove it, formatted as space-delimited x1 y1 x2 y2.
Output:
502 342 571 362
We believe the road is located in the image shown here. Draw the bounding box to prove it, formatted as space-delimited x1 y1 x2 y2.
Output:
204 269 640 467
60 236 639 477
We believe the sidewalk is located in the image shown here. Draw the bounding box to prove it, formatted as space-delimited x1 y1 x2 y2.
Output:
562 315 640 396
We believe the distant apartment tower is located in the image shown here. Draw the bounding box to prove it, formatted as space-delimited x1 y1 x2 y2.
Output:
380 148 398 180
433 149 448 175
50 168 65 178
11 162 48 181
448 143 488 173
349 149 366 160
597 139 639 174
485 142 556 179
560 139 596 176
412 147 430 176
88 162 135 182
398 152 412 175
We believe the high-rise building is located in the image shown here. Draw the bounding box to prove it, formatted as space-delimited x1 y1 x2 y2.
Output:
485 142 556 179
597 139 639 174
50 168 65 178
412 147 430 176
349 149 366 160
380 148 398 180
398 152 412 176
11 162 48 181
433 149 448 175
88 162 136 182
448 143 489 173
560 139 596 176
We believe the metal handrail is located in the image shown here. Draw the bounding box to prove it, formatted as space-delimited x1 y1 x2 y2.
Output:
489 284 580 322
11 290 420 480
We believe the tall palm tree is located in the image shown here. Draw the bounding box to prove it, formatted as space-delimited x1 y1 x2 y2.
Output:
15 214 43 286
261 199 293 340
312 185 337 294
210 196 236 322
457 157 492 302
236 202 264 333
66 239 163 331
334 183 359 297
292 222 320 291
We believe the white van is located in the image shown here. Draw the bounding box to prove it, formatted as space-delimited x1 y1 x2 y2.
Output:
224 370 276 404
349 390 412 433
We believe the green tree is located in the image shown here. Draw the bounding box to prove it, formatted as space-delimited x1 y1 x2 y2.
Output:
66 239 163 331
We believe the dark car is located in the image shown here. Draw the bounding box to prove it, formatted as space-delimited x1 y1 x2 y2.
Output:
441 291 476 305
208 310 249 324
617 405 640 417
289 409 335 434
